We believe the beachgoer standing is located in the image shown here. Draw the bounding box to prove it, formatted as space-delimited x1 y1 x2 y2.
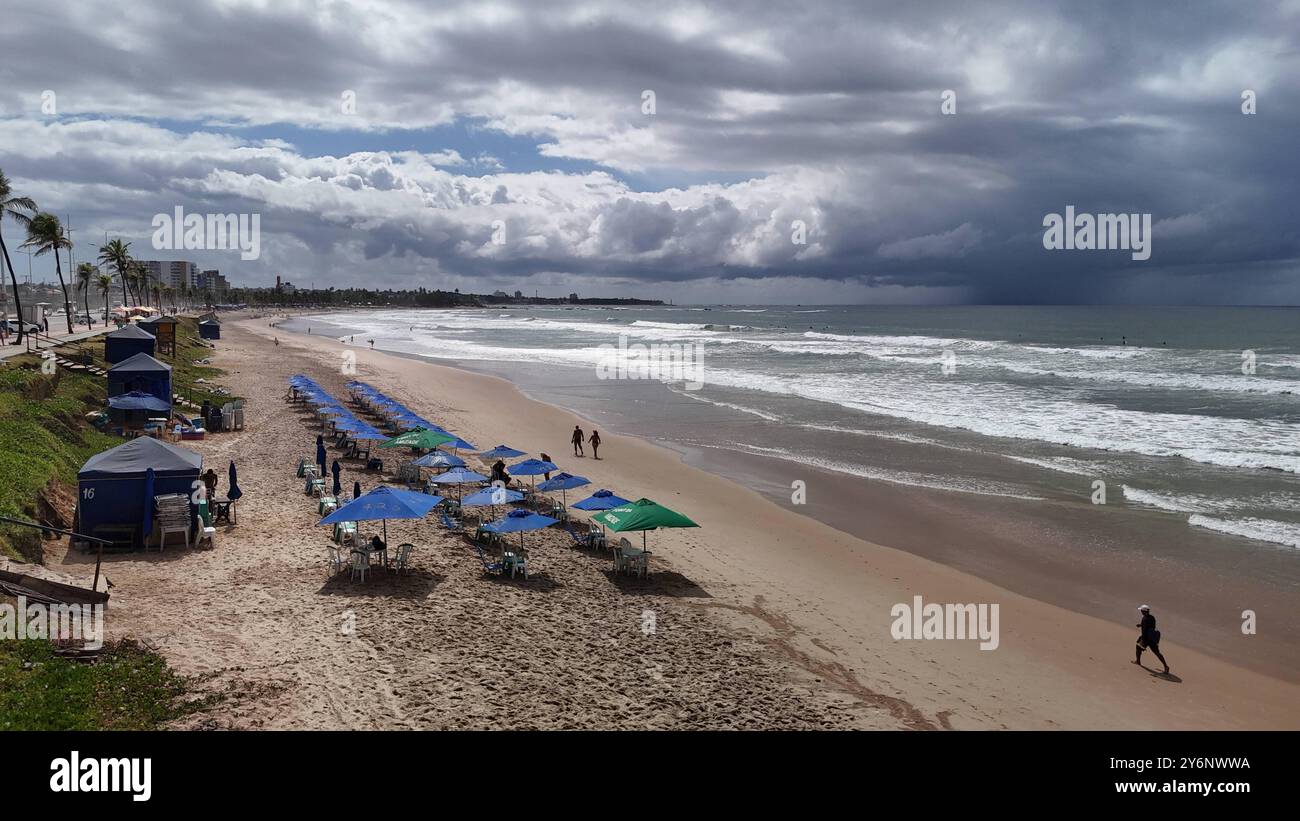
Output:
589 431 602 460
540 453 552 481
202 468 219 498
1132 604 1170 674
571 425 585 456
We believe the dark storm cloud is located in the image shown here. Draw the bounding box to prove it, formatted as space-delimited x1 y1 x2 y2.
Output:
0 0 1296 303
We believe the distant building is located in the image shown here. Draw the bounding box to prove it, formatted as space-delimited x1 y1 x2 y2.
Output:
492 290 509 298
568 292 579 303
513 290 523 299
141 260 200 291
201 269 229 294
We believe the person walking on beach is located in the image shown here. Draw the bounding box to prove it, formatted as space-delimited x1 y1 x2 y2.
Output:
1132 604 1170 674
571 425 585 456
589 430 602 460
540 453 552 481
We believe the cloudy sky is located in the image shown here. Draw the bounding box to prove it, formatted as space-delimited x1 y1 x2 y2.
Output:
0 0 1297 304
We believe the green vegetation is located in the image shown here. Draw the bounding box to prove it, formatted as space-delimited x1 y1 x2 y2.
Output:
0 362 119 560
0 639 220 730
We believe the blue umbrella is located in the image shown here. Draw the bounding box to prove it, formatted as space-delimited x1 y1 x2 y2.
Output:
331 460 342 497
319 485 444 543
412 451 466 469
479 444 526 460
536 472 590 507
482 508 558 554
430 467 490 501
509 458 559 476
227 460 243 501
571 489 632 511
142 467 156 538
462 486 524 506
509 458 560 493
442 436 476 451
108 391 171 412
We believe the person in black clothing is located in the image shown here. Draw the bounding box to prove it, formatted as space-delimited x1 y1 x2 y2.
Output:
571 425 585 456
490 459 509 485
1133 604 1170 674
589 430 602 460
540 453 552 481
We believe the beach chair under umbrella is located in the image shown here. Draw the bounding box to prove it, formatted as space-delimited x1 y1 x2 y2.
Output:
319 485 444 547
429 467 490 502
588 498 699 575
481 509 559 576
536 472 590 508
462 486 524 520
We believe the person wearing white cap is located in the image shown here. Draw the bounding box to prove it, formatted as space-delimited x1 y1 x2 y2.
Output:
1133 604 1170 674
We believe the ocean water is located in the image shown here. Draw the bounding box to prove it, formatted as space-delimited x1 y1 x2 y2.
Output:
297 304 1300 552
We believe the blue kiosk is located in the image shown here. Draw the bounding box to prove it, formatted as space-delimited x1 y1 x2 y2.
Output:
104 324 157 364
76 437 203 548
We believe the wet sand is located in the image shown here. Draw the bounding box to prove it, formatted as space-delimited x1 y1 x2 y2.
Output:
32 316 1300 729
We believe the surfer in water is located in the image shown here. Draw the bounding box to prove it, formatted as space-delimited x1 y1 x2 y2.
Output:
1132 604 1170 675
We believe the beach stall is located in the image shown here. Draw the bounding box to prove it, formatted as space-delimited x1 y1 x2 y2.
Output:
138 314 178 355
107 352 172 404
104 323 157 364
76 437 203 549
198 319 221 340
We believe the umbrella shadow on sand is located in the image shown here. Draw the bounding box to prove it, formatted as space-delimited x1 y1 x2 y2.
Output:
317 568 445 598
601 569 711 598
479 570 562 591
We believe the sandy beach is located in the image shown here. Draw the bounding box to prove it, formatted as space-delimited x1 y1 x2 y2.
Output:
33 316 1300 730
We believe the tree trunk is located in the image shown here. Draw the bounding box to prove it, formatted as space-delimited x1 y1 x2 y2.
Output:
0 230 23 343
54 254 73 334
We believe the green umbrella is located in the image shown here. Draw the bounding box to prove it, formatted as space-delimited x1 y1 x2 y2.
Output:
379 427 456 450
589 497 699 552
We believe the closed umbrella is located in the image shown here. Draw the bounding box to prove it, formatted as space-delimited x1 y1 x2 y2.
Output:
353 480 362 500
142 467 155 538
227 460 242 501
331 460 342 497
316 439 327 476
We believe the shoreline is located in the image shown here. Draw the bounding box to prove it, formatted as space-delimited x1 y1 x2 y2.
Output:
278 310 1300 683
241 313 1300 729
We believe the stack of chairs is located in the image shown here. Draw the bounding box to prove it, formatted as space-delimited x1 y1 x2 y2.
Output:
153 493 192 551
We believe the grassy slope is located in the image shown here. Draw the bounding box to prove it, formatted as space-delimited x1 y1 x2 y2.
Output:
0 639 221 730
0 363 121 560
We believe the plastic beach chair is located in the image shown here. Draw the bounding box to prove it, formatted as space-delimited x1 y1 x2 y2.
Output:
474 544 504 576
389 543 414 575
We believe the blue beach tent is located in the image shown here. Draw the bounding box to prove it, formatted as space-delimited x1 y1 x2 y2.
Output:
76 437 203 548
107 352 172 404
103 324 157 364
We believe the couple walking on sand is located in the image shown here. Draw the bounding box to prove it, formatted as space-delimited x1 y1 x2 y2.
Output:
571 425 601 459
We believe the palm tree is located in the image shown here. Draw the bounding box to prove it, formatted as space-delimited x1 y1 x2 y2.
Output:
98 238 132 316
96 272 113 324
76 262 97 328
21 212 74 334
0 170 37 343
